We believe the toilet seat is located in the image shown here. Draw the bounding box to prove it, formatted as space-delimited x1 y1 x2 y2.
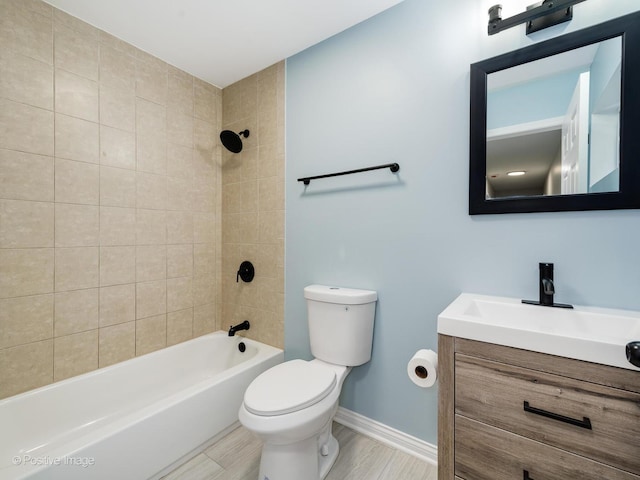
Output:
244 359 336 416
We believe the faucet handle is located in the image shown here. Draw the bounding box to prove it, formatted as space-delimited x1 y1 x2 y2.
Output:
542 278 555 295
237 261 255 283
626 342 640 368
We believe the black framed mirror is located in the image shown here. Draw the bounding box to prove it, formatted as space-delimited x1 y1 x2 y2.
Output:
469 11 640 214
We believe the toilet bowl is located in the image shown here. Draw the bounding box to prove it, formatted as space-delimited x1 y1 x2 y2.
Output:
239 359 349 480
239 285 377 480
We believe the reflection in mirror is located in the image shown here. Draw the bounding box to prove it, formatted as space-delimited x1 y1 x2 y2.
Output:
486 37 621 199
469 11 640 215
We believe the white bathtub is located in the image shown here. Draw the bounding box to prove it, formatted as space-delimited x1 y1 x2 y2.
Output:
0 332 283 480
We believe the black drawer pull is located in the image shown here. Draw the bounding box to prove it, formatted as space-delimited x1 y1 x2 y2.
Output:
523 401 592 430
523 470 534 480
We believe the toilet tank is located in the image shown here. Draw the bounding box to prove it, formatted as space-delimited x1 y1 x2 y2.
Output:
304 285 377 366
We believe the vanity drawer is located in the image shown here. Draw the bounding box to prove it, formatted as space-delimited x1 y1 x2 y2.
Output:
455 354 640 474
455 416 640 480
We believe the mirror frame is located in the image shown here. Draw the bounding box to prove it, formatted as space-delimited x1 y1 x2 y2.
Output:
469 11 640 215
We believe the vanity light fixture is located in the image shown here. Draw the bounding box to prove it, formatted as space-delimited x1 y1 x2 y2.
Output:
507 171 526 176
488 0 588 36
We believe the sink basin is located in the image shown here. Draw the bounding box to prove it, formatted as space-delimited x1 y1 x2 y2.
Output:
437 293 640 371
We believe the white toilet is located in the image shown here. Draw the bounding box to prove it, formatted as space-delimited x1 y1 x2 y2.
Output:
239 284 377 480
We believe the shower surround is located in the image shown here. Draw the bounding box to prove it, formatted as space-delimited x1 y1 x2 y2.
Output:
0 0 285 399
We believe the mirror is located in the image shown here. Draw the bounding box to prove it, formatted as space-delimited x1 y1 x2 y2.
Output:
487 38 621 198
469 11 640 214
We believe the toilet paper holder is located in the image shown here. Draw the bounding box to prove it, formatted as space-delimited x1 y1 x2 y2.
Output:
407 349 438 388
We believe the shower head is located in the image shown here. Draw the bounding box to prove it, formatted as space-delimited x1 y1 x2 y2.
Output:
220 129 250 153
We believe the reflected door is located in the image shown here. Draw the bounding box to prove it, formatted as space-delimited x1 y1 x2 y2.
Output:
561 72 590 194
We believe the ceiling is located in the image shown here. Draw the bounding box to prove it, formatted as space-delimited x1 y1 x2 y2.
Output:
44 0 405 88
487 130 561 196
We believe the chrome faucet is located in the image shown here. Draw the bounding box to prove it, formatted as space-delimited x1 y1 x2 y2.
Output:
228 320 250 336
522 262 573 309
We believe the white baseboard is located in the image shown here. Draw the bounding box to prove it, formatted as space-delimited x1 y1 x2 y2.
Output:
334 407 438 466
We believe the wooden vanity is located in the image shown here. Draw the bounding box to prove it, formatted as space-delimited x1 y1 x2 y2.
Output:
438 335 640 480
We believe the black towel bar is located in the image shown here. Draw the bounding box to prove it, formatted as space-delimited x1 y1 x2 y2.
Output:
297 163 400 185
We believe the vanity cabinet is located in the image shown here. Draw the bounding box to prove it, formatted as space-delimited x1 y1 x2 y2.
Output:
438 335 640 480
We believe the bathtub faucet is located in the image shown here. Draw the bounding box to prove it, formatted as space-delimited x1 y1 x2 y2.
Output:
228 320 250 336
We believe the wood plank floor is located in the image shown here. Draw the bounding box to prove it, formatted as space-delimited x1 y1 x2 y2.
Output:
162 422 437 480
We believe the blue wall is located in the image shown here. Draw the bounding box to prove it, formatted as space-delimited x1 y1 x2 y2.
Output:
285 0 640 446
589 36 622 110
487 69 581 129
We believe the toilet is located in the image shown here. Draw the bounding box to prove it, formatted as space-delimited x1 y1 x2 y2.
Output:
238 284 377 480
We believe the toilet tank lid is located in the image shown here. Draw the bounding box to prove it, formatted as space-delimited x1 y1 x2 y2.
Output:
304 285 377 305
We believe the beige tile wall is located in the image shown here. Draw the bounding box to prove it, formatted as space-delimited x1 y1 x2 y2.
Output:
0 0 224 399
221 63 285 349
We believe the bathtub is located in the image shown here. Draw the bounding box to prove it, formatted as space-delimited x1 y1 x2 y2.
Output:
0 332 283 480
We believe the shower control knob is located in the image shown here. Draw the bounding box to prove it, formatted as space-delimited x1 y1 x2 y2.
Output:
236 261 255 283
626 341 640 368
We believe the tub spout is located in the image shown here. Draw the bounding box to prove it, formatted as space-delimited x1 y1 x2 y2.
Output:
228 320 250 336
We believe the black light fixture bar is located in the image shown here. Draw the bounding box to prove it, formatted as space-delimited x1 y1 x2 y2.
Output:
488 0 588 36
297 163 400 185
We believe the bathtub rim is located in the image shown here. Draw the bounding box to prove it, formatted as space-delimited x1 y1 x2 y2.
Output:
0 331 281 406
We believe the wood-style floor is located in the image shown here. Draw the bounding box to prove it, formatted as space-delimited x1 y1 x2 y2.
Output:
162 423 437 480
